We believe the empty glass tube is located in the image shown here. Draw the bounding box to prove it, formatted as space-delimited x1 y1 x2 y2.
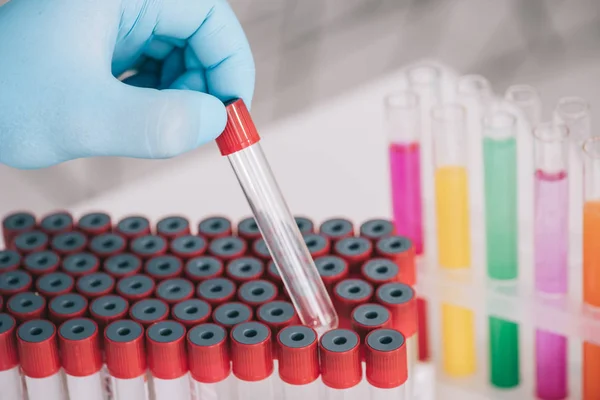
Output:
385 91 423 255
215 99 338 335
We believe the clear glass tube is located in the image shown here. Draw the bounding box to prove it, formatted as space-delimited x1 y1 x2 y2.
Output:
554 97 591 146
505 85 542 126
385 91 423 255
583 137 600 400
218 100 338 336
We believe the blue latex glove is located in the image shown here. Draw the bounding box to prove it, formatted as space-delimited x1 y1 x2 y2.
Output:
0 0 255 169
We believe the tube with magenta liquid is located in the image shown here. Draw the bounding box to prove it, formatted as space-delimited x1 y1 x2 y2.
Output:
533 122 569 400
215 99 338 335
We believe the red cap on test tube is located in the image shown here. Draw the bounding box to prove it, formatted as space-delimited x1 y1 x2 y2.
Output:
49 293 88 324
315 256 349 292
2 212 36 249
59 318 102 377
187 323 230 383
375 236 416 286
359 219 396 244
196 277 237 307
131 235 168 261
76 272 115 299
17 319 60 378
51 231 88 256
155 278 194 305
77 212 112 237
198 216 232 240
0 313 18 371
169 235 207 261
277 325 319 385
351 303 391 359
89 233 127 260
145 255 183 281
257 301 299 358
238 279 278 309
129 298 169 327
251 238 272 262
236 217 262 245
302 233 331 258
212 302 253 330
319 329 362 389
13 230 48 255
208 236 247 262
333 279 374 329
226 256 264 284
294 216 315 234
172 299 212 328
147 321 188 379
115 216 151 241
334 237 373 274
216 99 261 155
40 211 73 236
365 328 407 388
7 292 46 323
23 250 60 277
185 256 224 283
362 258 400 285
319 218 355 242
116 274 156 302
375 282 418 337
104 320 146 379
89 295 129 333
0 250 21 273
0 270 33 296
156 216 190 241
103 253 142 279
36 272 75 298
231 321 273 381
62 252 100 277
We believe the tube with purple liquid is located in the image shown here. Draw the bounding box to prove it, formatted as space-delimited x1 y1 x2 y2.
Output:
533 121 570 400
385 91 423 255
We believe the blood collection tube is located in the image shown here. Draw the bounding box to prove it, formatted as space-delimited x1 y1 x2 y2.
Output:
277 325 320 400
171 298 212 328
116 274 156 302
582 136 600 399
319 328 366 400
169 235 207 260
7 291 46 322
187 323 234 400
303 233 331 258
58 318 104 400
49 293 88 324
0 249 21 272
315 256 349 293
77 212 112 237
23 250 60 277
333 279 373 329
103 253 142 278
156 216 190 241
51 231 88 256
319 218 354 242
257 300 299 357
104 320 149 400
237 217 262 244
375 282 418 396
365 329 408 400
36 272 75 298
89 295 129 334
130 234 167 260
76 272 115 299
359 219 395 245
146 321 190 400
129 298 169 327
208 236 247 262
13 230 49 255
185 256 224 283
362 258 400 286
40 211 73 236
334 237 373 275
89 233 127 260
0 313 23 400
62 252 100 277
2 211 36 249
252 238 272 262
294 216 315 234
226 256 264 284
375 236 416 286
216 99 338 334
17 319 67 400
238 279 279 310
0 270 33 296
115 216 151 241
231 321 275 399
198 216 233 240
385 91 424 255
196 277 237 307
155 278 194 304
145 255 183 281
351 303 391 359
212 302 253 330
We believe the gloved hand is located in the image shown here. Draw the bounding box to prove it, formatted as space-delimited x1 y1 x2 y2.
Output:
0 0 255 169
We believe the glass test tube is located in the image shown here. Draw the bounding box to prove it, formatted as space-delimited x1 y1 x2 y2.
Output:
483 111 520 388
215 99 338 336
432 104 476 376
583 137 600 400
385 91 423 254
533 122 569 400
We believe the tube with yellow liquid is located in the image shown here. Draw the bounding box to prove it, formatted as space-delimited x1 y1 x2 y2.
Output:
432 104 476 377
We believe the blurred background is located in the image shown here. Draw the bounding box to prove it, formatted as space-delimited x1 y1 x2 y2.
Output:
1 0 599 214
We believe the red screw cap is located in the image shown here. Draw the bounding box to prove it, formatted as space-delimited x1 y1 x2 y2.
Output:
277 325 319 385
196 278 237 307
216 99 261 156
172 299 212 328
212 302 253 330
359 219 396 244
319 329 361 389
147 321 188 379
115 216 151 241
59 318 102 377
362 258 400 285
49 293 88 325
17 319 60 378
187 323 230 383
156 216 190 241
208 236 247 262
0 250 22 273
0 313 18 371
7 292 46 323
103 253 143 279
302 233 331 259
131 235 168 261
169 235 207 261
40 211 73 236
62 252 101 277
319 218 354 242
365 328 407 388
334 237 373 274
77 212 112 237
185 256 223 283
375 283 418 337
333 279 374 329
155 278 194 305
36 272 75 298
375 236 416 286
257 301 298 359
23 250 60 277
251 239 272 262
231 321 273 382
13 230 49 255
2 212 36 250
315 256 349 293
0 270 33 296
51 231 88 256
116 274 156 302
226 257 264 284
89 295 129 333
197 216 232 241
104 320 146 379
129 299 169 327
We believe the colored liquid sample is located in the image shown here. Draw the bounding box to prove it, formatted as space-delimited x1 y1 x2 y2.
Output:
535 330 567 400
417 297 430 361
583 201 600 306
489 317 520 388
534 170 568 294
434 166 471 268
583 342 600 399
483 137 518 280
441 303 475 376
389 142 423 254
